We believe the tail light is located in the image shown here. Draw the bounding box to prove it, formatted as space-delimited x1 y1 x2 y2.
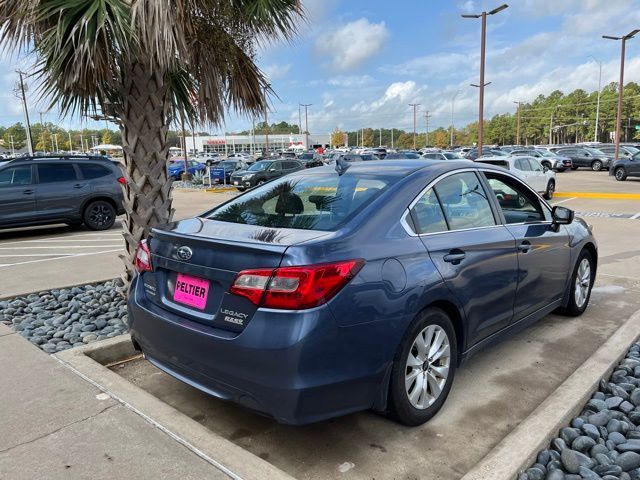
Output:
117 176 127 185
134 239 152 273
230 259 364 310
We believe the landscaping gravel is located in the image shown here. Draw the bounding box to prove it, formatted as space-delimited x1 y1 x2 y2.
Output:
0 279 128 353
520 341 640 480
172 180 209 190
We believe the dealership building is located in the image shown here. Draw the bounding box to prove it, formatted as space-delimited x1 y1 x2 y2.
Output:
183 133 332 156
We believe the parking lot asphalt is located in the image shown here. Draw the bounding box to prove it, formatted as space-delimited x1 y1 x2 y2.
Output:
0 189 234 298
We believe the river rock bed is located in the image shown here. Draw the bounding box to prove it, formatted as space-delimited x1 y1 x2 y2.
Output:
0 279 128 353
520 341 640 480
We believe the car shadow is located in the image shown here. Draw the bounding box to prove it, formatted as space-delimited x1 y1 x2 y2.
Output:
0 220 123 241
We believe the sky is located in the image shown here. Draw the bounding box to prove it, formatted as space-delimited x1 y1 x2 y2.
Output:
0 0 639 135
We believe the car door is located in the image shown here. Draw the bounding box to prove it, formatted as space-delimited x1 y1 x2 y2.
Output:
526 158 546 192
630 153 640 176
558 148 581 166
514 157 534 186
481 170 571 321
34 162 87 219
411 171 519 346
268 161 283 179
0 164 36 225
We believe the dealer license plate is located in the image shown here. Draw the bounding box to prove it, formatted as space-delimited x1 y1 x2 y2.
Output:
173 273 209 310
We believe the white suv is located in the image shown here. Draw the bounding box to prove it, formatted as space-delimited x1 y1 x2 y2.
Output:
475 156 557 200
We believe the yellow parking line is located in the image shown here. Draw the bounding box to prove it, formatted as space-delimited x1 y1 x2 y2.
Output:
555 192 640 200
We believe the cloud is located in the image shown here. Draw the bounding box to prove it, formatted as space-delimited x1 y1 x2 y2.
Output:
382 52 471 79
315 18 388 71
262 63 292 81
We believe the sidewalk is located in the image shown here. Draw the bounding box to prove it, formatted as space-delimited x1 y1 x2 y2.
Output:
0 323 229 480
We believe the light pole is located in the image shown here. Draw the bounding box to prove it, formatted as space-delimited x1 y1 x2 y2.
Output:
263 84 271 154
450 90 462 147
462 3 509 156
549 105 561 145
301 104 312 149
603 29 639 160
14 71 33 155
9 135 15 156
409 103 420 150
513 101 522 145
588 55 603 143
424 111 431 147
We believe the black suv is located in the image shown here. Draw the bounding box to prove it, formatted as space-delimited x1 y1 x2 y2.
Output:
230 159 304 191
0 155 125 231
297 152 324 168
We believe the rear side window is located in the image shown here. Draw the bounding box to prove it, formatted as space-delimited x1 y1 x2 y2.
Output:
79 163 111 179
432 172 495 231
37 163 78 183
0 166 32 186
410 189 448 234
207 174 395 231
515 158 531 171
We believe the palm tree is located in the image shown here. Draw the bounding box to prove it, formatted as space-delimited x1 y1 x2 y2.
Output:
0 0 303 286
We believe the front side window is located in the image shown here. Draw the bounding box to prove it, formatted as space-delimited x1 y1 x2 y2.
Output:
432 172 496 231
515 158 531 171
484 172 548 224
0 166 32 186
37 163 77 183
527 158 543 172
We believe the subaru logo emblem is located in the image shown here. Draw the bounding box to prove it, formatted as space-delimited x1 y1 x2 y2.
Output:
176 246 193 261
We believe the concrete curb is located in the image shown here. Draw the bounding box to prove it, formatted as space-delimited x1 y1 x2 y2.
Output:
55 335 295 480
461 308 640 480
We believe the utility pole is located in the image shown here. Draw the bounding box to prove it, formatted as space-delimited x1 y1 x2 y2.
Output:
263 85 270 154
513 101 522 145
68 131 73 152
361 127 364 147
9 135 15 156
52 133 59 152
298 104 302 136
15 70 33 155
379 128 382 146
300 104 312 150
180 111 189 180
450 90 461 147
424 111 431 147
603 30 639 160
462 4 508 157
391 128 394 149
39 112 46 152
589 56 602 143
409 103 420 150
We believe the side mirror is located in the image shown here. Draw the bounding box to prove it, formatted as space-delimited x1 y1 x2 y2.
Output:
269 168 276 172
552 206 574 225
542 166 549 173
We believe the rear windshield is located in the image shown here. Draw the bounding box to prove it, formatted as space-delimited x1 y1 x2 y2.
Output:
206 173 395 231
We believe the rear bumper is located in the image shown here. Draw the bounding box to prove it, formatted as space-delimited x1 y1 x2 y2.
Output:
127 277 389 425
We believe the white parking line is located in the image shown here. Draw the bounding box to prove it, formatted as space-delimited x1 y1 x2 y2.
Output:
0 249 123 269
0 245 122 250
631 212 640 220
9 238 124 243
551 197 577 205
0 253 75 257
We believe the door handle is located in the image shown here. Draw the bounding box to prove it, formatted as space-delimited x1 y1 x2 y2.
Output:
22 189 34 195
443 250 466 264
73 183 85 189
518 241 532 253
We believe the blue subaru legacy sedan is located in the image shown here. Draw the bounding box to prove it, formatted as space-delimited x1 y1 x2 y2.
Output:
127 159 597 426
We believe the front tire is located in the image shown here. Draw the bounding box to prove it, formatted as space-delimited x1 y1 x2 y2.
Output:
83 200 116 231
543 180 555 200
557 249 594 317
615 167 627 181
387 308 457 426
591 160 603 171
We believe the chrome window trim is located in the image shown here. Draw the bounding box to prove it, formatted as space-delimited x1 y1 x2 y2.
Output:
401 167 553 237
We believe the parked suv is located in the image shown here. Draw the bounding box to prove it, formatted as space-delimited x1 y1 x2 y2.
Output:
0 155 125 230
551 147 611 171
230 159 304 190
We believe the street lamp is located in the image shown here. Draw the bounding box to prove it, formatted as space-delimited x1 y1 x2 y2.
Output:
603 29 639 160
588 55 603 143
513 101 522 145
462 3 509 156
450 90 462 147
300 103 312 149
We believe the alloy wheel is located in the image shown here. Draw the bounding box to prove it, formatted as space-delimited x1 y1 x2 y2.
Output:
592 161 602 171
405 325 451 409
88 204 114 229
615 168 626 181
574 258 591 309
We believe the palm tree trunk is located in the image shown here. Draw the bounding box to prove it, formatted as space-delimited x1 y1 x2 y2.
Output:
118 61 174 290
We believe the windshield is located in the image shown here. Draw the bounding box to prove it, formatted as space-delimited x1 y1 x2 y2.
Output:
537 150 555 157
298 153 314 160
248 161 271 172
206 173 396 231
626 146 640 154
218 161 236 169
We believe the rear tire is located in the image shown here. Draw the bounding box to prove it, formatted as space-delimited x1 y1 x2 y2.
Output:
387 307 457 426
591 160 603 171
83 200 116 231
543 180 555 200
557 249 594 317
541 161 552 170
615 167 627 181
